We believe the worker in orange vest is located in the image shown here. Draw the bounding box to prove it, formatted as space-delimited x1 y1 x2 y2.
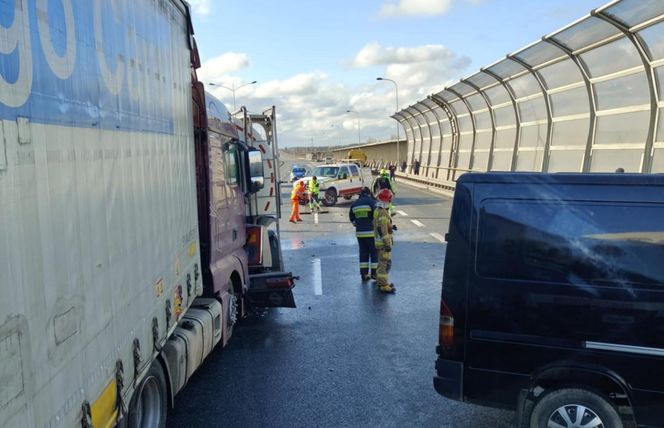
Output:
290 181 305 223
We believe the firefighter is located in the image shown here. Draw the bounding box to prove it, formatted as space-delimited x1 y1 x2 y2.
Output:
349 187 377 281
308 176 321 212
290 181 305 223
372 169 395 196
374 189 395 293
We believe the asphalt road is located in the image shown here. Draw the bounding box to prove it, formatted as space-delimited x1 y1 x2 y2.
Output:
167 156 514 427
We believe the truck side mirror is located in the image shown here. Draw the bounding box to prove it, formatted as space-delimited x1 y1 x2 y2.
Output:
248 150 264 193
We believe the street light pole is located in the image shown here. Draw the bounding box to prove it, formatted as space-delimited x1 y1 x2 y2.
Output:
345 110 361 145
208 80 257 110
376 77 400 166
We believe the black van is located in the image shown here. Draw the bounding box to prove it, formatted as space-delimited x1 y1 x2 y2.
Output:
434 173 664 428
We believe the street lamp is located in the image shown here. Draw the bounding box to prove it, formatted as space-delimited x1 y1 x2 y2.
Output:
376 77 400 166
207 80 257 110
345 110 361 145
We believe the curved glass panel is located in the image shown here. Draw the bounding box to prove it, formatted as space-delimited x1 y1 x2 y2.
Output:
508 73 542 98
494 105 516 127
595 110 649 144
603 0 664 28
551 86 591 117
580 37 642 78
514 41 566 67
638 21 664 61
495 127 517 149
518 96 547 122
551 118 590 146
539 58 585 89
484 84 511 105
467 94 487 112
487 59 526 80
551 16 621 51
594 72 650 111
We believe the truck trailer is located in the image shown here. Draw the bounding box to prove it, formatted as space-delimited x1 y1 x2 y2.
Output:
0 1 294 427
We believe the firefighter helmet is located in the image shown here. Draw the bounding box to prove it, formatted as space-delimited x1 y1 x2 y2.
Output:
380 169 389 177
377 188 393 203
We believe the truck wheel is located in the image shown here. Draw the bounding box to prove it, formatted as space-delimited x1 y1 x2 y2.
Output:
127 361 167 428
323 189 337 206
530 388 622 428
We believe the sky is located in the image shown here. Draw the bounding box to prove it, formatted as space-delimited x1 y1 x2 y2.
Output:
188 0 603 147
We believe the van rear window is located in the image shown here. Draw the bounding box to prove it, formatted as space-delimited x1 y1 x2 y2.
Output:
477 200 664 287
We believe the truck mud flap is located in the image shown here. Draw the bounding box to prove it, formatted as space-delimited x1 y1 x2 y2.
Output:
247 272 296 308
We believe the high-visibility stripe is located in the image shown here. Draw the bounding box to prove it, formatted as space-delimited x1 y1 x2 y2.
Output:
371 263 378 268
359 262 369 268
356 231 373 238
352 205 371 212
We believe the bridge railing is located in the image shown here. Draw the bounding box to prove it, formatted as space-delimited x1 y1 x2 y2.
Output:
393 0 664 187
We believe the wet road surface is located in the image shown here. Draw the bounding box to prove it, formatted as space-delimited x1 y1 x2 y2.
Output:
167 158 514 427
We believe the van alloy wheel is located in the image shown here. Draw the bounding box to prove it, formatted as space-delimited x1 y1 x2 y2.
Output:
546 405 603 428
529 389 622 428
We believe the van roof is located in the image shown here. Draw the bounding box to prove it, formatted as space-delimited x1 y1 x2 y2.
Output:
457 172 664 186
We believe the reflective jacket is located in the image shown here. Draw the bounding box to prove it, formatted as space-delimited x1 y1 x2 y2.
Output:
308 179 320 195
373 206 393 249
349 195 376 238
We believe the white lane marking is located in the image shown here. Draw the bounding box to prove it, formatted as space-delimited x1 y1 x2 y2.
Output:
314 212 319 225
430 233 446 243
411 219 425 227
312 257 322 295
397 210 409 217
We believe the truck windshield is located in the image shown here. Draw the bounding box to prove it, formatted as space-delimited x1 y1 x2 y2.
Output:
311 167 339 177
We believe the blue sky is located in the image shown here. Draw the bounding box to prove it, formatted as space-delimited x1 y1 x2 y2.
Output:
188 0 602 147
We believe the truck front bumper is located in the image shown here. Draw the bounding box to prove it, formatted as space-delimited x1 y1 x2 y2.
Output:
434 358 464 402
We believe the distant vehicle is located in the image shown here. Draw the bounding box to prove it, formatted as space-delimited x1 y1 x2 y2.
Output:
347 149 367 166
435 172 664 428
290 165 307 182
295 162 365 206
324 156 334 164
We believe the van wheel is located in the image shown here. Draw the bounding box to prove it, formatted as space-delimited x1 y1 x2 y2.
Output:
530 388 622 428
323 189 337 206
127 361 167 428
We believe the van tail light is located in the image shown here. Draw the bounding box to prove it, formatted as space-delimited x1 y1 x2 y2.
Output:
439 300 455 350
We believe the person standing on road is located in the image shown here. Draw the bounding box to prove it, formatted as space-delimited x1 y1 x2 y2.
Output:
389 164 396 181
290 181 305 223
372 169 395 196
374 189 395 293
308 176 321 212
349 187 378 281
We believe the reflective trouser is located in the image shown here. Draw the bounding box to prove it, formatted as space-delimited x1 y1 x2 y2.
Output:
290 200 301 221
309 193 321 210
357 237 378 276
376 247 392 287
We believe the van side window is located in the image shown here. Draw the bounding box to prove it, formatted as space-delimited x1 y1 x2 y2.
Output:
477 200 664 286
350 165 360 177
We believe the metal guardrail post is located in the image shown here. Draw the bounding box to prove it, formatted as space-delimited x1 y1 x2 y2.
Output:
446 87 478 172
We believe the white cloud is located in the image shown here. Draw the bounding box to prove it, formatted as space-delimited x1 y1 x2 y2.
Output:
188 0 211 15
379 0 452 18
350 43 458 68
198 43 470 147
198 52 251 84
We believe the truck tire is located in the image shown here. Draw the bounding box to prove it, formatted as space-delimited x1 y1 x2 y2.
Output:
127 361 167 428
323 188 337 207
530 388 622 428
